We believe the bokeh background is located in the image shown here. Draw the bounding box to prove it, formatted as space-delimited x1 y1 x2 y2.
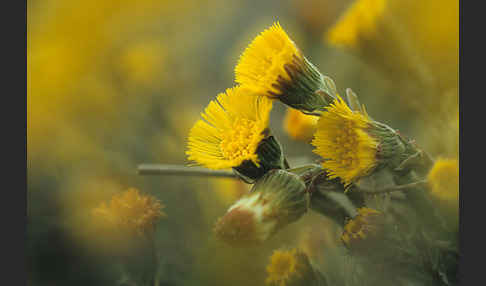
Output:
27 0 458 285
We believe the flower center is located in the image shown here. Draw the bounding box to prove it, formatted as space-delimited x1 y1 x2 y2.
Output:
332 121 360 169
220 118 260 162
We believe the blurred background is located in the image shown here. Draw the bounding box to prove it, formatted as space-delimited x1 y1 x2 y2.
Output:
27 0 458 285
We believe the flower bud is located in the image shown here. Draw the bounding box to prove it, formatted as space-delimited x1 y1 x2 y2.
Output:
214 169 308 246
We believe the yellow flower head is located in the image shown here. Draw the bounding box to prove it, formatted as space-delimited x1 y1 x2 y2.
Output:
265 248 321 286
326 0 387 48
427 158 459 203
235 22 300 96
266 249 299 286
186 86 273 170
283 108 318 142
235 22 333 113
311 96 379 186
341 207 384 250
92 188 166 235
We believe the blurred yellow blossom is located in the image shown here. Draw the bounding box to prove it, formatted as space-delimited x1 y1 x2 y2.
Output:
326 0 386 48
391 0 458 86
266 249 298 286
266 248 324 286
93 188 166 235
283 108 318 142
427 158 459 203
117 41 166 85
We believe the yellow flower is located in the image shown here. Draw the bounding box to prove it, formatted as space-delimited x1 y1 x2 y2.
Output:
186 86 273 170
92 188 166 235
341 207 384 250
427 158 459 203
266 249 299 286
311 96 379 186
266 248 323 286
235 22 299 95
326 0 386 48
235 22 334 112
391 0 458 83
283 108 318 142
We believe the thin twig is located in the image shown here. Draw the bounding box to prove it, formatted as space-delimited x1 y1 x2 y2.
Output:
137 164 237 178
357 179 428 195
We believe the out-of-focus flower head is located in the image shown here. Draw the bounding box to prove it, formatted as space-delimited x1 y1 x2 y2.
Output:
427 158 459 203
341 207 385 251
311 96 404 186
117 40 166 86
235 22 336 113
283 108 318 142
186 86 286 181
266 248 326 286
292 0 345 36
92 188 166 236
391 0 458 87
214 170 307 247
326 0 386 48
325 0 458 118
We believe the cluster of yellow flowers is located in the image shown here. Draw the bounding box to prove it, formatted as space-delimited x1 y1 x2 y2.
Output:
187 22 403 187
184 18 458 285
185 21 416 249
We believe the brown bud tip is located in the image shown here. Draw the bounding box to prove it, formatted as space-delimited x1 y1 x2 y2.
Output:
213 206 262 247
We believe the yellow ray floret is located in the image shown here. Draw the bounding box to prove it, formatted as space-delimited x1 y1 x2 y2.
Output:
235 22 300 96
311 96 378 185
186 86 273 169
326 0 387 48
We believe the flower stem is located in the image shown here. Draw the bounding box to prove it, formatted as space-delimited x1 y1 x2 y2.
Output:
137 164 237 178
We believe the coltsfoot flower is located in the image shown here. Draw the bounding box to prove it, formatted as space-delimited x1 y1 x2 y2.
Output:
311 96 405 186
341 207 385 251
266 248 327 286
326 0 386 48
283 108 318 142
186 86 285 181
235 22 336 113
92 188 166 236
214 169 307 247
427 158 459 203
